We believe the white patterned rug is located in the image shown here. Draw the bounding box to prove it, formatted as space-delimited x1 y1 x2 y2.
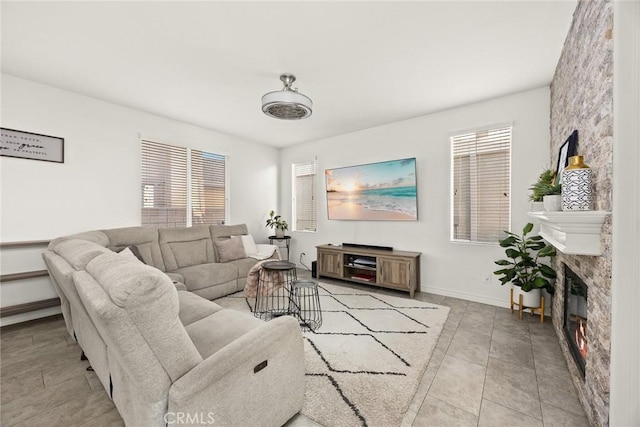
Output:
215 282 449 427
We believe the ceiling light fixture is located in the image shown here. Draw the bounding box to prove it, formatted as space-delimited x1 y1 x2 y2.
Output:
262 74 312 120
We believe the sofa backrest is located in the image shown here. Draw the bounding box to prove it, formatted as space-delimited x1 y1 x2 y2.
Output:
159 225 216 271
82 253 203 378
51 238 113 271
48 230 109 251
102 226 166 272
45 239 112 335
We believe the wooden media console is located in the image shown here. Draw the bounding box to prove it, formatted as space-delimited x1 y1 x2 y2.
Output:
316 244 421 297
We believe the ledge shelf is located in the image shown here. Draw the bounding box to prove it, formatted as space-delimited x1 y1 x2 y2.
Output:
527 211 610 256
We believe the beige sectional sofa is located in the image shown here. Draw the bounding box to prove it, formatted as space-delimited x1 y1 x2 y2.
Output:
42 224 304 426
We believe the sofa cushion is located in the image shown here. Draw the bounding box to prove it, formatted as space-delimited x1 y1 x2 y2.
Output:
53 239 112 270
159 226 215 271
84 253 203 381
178 291 223 326
174 263 239 292
226 257 259 279
169 239 209 268
102 226 165 272
166 272 185 284
185 309 265 359
214 237 246 263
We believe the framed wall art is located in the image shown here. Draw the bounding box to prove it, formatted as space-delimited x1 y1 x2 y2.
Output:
1 128 64 163
325 157 418 221
555 130 578 185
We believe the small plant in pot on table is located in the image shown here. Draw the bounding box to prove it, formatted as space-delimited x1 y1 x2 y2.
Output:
266 210 288 238
529 169 562 211
494 223 557 317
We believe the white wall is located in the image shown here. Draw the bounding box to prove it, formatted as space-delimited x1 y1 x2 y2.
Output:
0 74 280 324
281 87 551 307
1 74 279 239
610 1 640 424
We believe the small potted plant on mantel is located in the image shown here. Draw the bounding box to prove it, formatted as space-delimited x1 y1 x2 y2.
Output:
265 210 288 238
529 169 562 211
494 223 557 309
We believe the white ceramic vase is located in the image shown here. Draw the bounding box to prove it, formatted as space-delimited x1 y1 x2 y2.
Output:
513 286 542 308
562 155 592 211
543 195 562 212
530 201 545 212
275 228 285 238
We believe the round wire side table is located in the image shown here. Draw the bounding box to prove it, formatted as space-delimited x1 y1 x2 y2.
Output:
289 279 322 331
253 261 297 321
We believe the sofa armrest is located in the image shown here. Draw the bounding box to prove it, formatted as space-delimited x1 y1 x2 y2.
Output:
169 315 304 427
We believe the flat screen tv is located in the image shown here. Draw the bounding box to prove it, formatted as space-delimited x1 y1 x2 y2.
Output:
325 157 417 221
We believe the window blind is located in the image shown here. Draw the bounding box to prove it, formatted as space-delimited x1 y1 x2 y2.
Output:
451 126 511 243
141 140 227 228
191 149 227 226
141 140 188 227
293 159 317 232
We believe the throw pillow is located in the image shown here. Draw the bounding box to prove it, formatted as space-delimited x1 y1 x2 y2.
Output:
118 246 144 263
238 234 258 256
214 236 246 263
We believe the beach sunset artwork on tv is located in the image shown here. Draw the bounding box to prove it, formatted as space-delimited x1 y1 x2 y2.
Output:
325 158 418 220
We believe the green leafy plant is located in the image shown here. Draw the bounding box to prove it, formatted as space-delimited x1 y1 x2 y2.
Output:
494 223 557 293
529 169 561 201
265 210 288 231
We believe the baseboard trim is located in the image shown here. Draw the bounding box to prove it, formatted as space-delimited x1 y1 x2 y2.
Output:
0 297 61 318
422 285 552 316
0 269 49 283
422 286 511 309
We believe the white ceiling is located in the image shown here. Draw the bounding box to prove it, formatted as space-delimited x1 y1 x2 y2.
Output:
1 1 576 148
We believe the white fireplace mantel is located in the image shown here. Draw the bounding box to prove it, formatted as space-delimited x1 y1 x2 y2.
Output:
527 211 610 256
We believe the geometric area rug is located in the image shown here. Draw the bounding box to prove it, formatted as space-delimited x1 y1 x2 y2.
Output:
214 282 450 427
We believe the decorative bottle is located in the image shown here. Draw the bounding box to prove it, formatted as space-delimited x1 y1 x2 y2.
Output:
561 155 592 211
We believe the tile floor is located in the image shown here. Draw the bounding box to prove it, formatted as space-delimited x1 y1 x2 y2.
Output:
1 273 589 427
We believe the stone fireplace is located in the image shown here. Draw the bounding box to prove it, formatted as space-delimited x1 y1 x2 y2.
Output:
550 1 613 425
563 265 588 378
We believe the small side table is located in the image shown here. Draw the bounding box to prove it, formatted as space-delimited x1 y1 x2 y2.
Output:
289 279 322 331
254 260 297 320
268 235 291 261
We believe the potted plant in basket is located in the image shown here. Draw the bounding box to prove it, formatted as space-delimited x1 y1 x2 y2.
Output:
265 210 288 238
529 169 562 211
494 223 557 308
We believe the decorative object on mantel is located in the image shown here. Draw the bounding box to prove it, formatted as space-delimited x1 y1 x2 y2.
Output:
562 155 592 211
265 210 288 238
554 129 578 185
543 194 562 212
531 201 545 212
527 211 609 256
494 223 556 321
529 169 561 211
0 127 64 163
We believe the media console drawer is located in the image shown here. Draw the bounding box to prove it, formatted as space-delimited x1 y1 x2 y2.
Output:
316 244 421 297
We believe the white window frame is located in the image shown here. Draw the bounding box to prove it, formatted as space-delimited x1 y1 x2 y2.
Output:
450 125 512 244
140 138 229 227
292 158 317 233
